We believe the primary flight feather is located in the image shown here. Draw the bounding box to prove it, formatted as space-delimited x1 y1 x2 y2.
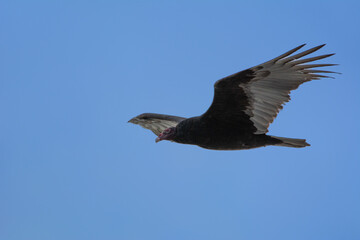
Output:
129 44 336 150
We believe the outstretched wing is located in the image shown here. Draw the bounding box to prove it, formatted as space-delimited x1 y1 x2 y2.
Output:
202 44 337 134
128 113 186 136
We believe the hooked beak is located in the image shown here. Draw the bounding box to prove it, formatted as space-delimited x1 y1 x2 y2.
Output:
155 133 163 143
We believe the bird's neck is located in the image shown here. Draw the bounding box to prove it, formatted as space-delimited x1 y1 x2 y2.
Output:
173 117 206 145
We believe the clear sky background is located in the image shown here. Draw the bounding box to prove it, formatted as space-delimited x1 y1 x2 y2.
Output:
1 1 360 240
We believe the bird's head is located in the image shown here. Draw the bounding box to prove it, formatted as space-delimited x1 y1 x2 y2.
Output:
155 127 176 143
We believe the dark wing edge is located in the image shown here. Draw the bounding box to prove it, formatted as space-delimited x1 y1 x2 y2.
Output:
128 113 186 136
201 68 258 132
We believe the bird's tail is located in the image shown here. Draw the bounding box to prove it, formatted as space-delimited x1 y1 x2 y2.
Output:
270 136 310 148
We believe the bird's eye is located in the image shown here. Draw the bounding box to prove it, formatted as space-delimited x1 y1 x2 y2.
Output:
164 128 173 134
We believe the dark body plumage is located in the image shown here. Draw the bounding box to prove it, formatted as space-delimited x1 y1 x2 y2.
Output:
173 116 281 150
129 44 336 150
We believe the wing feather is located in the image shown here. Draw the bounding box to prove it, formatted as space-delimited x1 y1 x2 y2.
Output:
128 113 186 136
246 44 336 134
277 44 326 64
202 44 336 134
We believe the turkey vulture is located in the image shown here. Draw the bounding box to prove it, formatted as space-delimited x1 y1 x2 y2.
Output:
129 44 336 150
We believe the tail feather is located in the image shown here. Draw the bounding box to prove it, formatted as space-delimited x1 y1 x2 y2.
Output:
271 136 310 148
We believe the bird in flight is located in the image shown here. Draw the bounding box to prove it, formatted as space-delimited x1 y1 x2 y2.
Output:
129 44 336 150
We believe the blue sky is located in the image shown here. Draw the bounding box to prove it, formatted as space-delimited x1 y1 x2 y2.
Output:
1 1 360 240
